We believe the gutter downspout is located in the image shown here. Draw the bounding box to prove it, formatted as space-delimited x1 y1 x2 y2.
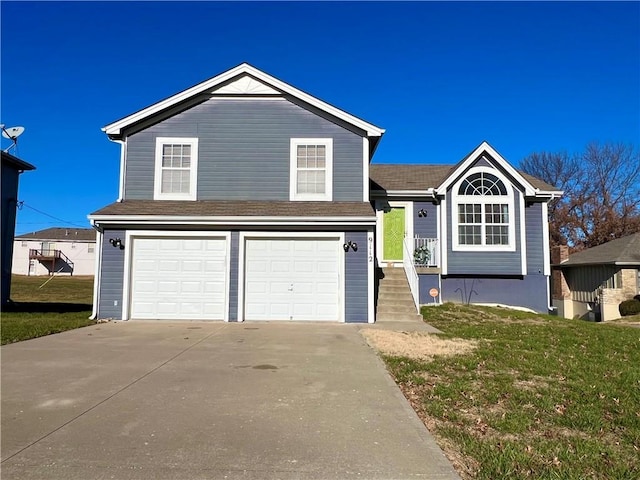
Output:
89 219 103 320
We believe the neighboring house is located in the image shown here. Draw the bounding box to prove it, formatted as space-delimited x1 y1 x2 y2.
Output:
1 151 35 305
552 233 640 321
12 227 96 276
89 63 561 322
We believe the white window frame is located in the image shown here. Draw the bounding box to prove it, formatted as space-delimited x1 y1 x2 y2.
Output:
452 167 516 252
154 137 199 200
289 138 333 201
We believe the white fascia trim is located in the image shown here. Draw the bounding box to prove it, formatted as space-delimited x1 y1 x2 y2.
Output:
121 230 232 322
375 201 383 264
237 231 345 323
436 142 536 197
436 199 441 268
370 189 436 198
154 137 198 201
290 138 333 201
89 228 103 320
88 216 376 227
441 195 448 275
362 137 369 202
112 139 125 202
535 189 564 198
103 63 385 137
520 193 527 275
367 228 375 323
542 202 551 276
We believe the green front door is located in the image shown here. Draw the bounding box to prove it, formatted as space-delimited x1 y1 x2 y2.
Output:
383 207 405 261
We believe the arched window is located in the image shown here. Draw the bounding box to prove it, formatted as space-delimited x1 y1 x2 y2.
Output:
452 168 515 250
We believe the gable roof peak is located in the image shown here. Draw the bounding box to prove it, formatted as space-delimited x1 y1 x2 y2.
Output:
102 63 385 139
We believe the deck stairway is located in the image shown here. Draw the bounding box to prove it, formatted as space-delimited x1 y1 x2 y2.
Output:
28 249 75 275
376 267 424 322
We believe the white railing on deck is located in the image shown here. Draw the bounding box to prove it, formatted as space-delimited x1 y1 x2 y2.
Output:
403 236 420 312
413 237 439 267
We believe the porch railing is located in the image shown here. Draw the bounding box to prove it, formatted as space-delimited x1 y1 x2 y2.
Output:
403 236 420 312
412 237 439 267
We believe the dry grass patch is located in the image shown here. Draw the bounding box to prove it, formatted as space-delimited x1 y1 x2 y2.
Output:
361 329 477 361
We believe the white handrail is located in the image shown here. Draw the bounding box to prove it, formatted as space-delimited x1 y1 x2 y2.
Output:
413 237 439 267
403 236 420 312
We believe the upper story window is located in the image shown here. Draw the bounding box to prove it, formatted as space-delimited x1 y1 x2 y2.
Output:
290 138 333 201
154 137 198 200
452 168 515 251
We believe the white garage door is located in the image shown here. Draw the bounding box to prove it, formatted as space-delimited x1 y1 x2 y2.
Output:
244 238 341 321
130 237 227 320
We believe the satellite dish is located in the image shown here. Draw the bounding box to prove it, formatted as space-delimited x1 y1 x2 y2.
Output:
2 126 25 140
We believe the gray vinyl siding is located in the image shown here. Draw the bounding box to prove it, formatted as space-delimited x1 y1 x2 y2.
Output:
124 98 364 201
525 202 545 275
98 229 125 319
418 273 441 304
446 188 522 275
345 231 368 323
441 275 549 313
413 201 438 239
228 231 239 321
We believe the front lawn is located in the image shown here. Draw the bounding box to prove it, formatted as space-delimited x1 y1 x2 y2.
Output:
378 303 640 479
1 275 95 345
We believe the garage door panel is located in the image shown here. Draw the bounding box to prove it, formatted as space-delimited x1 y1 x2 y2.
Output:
204 280 225 294
158 239 180 251
244 238 340 321
270 282 292 295
158 281 179 293
293 260 314 274
272 261 291 273
205 260 225 273
158 259 179 272
130 236 227 320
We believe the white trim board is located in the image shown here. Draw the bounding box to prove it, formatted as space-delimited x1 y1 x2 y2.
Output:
89 216 376 227
436 142 537 197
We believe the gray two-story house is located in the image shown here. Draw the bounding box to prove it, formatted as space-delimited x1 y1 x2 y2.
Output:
89 63 561 322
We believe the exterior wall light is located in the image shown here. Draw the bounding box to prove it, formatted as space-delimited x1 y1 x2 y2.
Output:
343 241 358 252
418 209 428 217
109 238 124 250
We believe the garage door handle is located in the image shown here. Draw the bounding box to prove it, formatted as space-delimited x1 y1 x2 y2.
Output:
288 284 293 292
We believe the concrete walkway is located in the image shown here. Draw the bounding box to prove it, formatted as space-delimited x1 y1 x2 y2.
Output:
1 322 459 479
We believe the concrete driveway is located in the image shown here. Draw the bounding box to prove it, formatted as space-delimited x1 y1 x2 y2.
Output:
1 322 459 479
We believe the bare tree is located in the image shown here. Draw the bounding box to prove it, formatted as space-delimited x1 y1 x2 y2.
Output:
521 142 640 251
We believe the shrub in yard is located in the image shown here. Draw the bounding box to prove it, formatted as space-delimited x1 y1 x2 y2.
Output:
619 299 640 316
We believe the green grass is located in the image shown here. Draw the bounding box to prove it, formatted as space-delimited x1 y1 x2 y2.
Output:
1 275 95 345
382 303 640 480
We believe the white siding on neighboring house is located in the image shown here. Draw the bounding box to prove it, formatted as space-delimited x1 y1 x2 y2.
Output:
11 239 96 276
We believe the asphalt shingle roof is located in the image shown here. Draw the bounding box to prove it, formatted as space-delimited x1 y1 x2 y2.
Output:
370 164 559 192
15 227 95 242
561 233 640 266
90 201 375 218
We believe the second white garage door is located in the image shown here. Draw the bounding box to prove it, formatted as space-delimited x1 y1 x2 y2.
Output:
244 238 341 321
129 237 227 320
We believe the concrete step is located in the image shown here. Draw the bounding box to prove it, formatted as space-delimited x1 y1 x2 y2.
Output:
380 270 408 278
375 313 424 322
376 304 420 315
379 277 409 284
377 293 415 303
378 283 411 294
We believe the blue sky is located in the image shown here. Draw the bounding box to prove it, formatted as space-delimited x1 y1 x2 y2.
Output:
2 1 638 235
